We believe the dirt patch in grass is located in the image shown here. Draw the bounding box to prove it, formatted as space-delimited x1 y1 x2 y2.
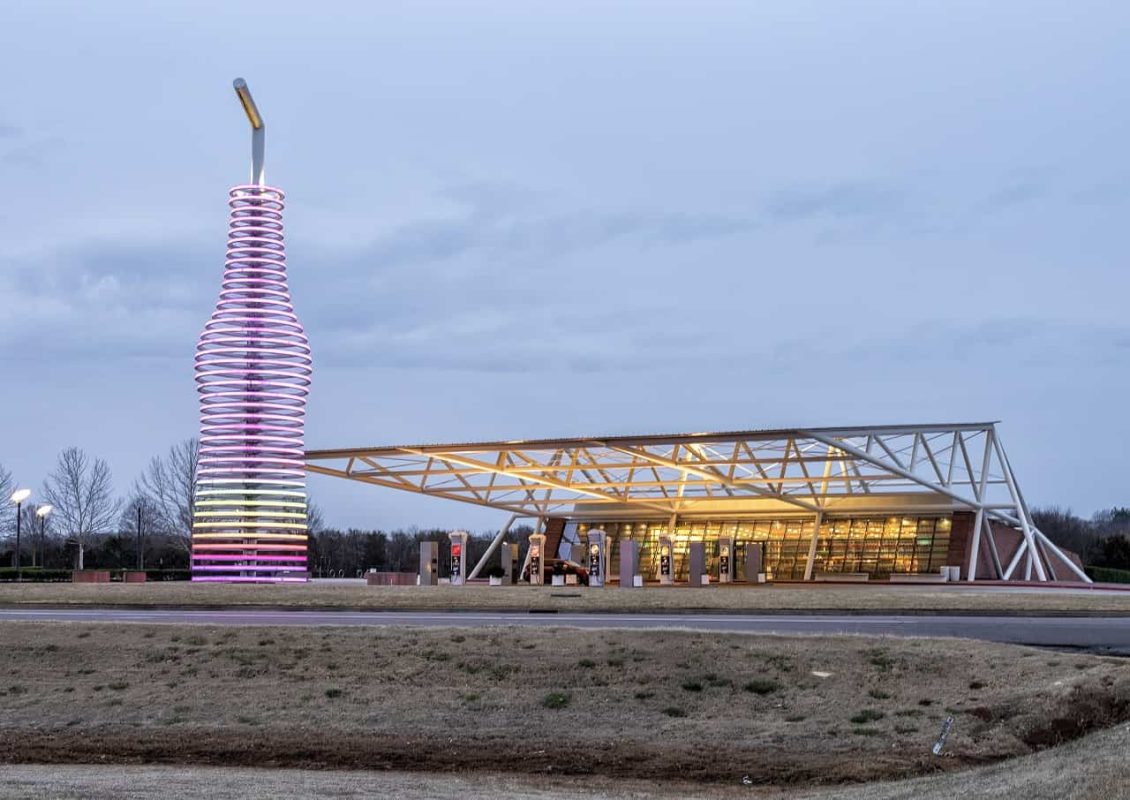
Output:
2 582 1130 615
0 623 1128 786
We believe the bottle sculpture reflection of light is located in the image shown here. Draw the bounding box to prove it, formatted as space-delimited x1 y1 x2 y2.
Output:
191 79 312 582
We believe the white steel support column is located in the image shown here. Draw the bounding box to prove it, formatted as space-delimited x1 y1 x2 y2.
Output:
803 511 823 581
981 514 1005 579
468 513 520 580
991 433 1047 581
966 429 994 582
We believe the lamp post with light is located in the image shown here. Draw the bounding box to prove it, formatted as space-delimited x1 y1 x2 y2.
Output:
35 505 52 570
9 489 31 582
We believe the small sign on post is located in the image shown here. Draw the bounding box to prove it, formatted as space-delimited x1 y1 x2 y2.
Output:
932 715 954 755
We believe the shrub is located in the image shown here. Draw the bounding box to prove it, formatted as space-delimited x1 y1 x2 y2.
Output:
681 679 703 692
542 692 570 710
663 706 687 718
1084 566 1130 584
634 691 655 700
868 689 891 699
744 679 780 696
0 568 73 583
324 687 343 699
850 709 885 724
577 658 596 668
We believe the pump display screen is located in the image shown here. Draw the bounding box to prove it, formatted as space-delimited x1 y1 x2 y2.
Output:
451 543 462 577
660 551 671 576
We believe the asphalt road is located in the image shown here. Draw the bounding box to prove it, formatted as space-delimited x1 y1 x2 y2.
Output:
1 607 1129 650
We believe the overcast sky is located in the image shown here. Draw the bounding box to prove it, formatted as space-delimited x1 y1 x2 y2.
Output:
2 1 1129 531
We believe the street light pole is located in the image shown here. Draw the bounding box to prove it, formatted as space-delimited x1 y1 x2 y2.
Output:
10 489 31 582
36 505 53 573
137 504 143 571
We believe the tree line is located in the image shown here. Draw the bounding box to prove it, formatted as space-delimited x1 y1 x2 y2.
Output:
1032 507 1130 572
0 441 200 571
309 526 535 578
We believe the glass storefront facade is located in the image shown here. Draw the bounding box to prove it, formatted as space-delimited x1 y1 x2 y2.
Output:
567 515 952 581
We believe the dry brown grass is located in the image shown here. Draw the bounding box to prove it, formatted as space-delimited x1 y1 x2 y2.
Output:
1 622 1128 787
2 581 1130 615
5 724 1128 799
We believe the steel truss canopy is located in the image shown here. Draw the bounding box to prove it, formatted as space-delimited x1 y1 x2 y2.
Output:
306 422 1088 583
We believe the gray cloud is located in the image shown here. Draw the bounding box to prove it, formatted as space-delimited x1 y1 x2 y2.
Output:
764 181 904 220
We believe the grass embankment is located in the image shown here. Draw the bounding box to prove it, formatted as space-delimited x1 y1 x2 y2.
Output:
1 623 1128 786
1 582 1130 615
5 724 1128 799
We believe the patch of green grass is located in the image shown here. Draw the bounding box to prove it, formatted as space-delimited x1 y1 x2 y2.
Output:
462 693 480 703
8 685 26 696
324 687 343 699
107 681 129 691
766 655 794 673
634 691 655 700
868 689 891 699
852 727 881 736
850 709 885 724
743 679 780 696
44 644 59 652
895 725 919 734
77 632 91 639
662 706 687 718
895 708 924 717
607 658 624 668
969 680 985 690
106 698 123 707
681 679 703 692
450 634 465 643
542 692 571 710
785 714 805 722
705 673 730 687
917 698 934 707
577 658 596 668
866 649 895 672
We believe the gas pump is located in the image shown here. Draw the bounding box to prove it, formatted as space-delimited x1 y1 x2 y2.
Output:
657 534 674 585
528 533 546 585
501 542 519 584
449 530 469 585
586 528 607 587
419 541 439 586
718 537 734 584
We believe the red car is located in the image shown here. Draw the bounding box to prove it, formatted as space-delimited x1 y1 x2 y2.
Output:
522 558 590 585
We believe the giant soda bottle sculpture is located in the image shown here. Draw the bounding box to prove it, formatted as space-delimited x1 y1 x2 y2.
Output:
191 79 312 582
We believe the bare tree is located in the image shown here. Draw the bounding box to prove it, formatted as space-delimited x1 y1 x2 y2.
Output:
0 463 14 536
43 447 120 570
306 499 325 535
134 438 198 553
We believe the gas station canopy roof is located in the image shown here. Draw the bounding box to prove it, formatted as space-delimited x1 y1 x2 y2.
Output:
306 422 1031 521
